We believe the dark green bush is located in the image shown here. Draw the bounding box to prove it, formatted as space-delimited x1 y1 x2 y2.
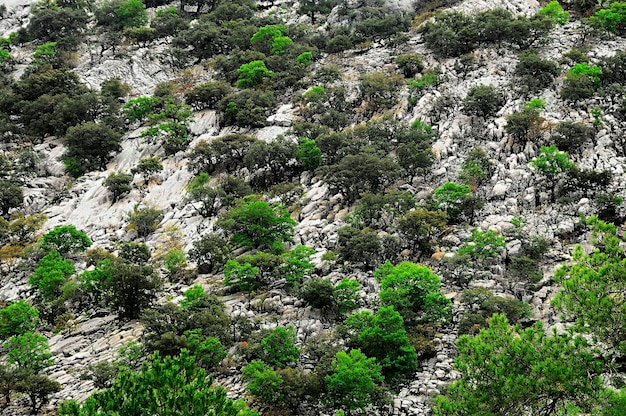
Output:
515 50 560 92
337 226 382 269
323 152 400 202
184 81 232 110
462 85 504 118
104 172 133 203
395 53 425 78
551 121 594 153
561 63 602 101
217 195 296 250
127 206 163 238
219 90 276 128
504 108 542 143
65 122 122 173
0 181 23 218
344 306 417 380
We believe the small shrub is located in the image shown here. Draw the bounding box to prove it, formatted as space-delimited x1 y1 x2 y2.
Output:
184 81 232 110
561 63 602 101
127 206 163 238
457 229 505 260
104 172 133 202
41 225 92 256
299 278 334 309
515 50 560 92
359 72 404 111
462 85 504 118
551 121 593 153
236 60 274 88
459 147 493 187
395 53 425 78
537 1 569 25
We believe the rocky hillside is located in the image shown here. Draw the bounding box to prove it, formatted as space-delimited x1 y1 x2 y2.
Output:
2 0 626 414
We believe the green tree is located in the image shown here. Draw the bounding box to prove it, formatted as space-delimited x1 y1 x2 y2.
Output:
188 233 231 274
41 224 92 256
457 229 506 260
104 172 133 202
298 0 338 24
529 145 575 202
325 349 384 414
504 107 542 143
110 0 148 29
122 96 160 122
259 326 300 368
105 259 161 319
299 277 334 309
515 49 560 92
344 306 418 380
218 196 296 250
58 350 257 416
281 245 315 286
433 314 605 416
591 2 626 34
0 181 23 218
337 226 381 269
553 217 626 354
16 373 62 414
65 122 122 173
296 138 322 171
537 1 569 25
242 360 284 405
5 332 54 374
127 205 163 238
433 182 482 223
561 63 603 101
375 261 452 324
236 60 274 88
186 176 227 218
0 300 40 340
551 121 593 153
30 251 75 300
324 153 400 202
397 208 447 254
462 85 503 118
334 278 361 317
184 81 232 110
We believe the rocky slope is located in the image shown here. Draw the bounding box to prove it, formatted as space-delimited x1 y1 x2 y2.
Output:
2 0 626 414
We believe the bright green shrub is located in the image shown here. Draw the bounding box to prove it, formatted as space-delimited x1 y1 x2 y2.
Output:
375 261 451 324
537 1 569 25
30 251 75 300
457 228 505 260
236 60 274 88
218 196 296 250
0 300 40 339
344 306 418 380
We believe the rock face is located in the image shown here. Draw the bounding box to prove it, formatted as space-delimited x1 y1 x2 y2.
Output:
1 0 625 414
